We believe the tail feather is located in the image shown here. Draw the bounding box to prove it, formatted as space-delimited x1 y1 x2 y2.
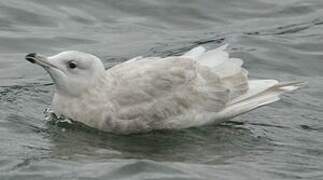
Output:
182 45 304 122
218 80 304 120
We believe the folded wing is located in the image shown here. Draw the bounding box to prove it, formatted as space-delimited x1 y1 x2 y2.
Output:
183 44 249 100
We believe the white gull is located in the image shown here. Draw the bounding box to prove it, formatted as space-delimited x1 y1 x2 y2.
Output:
25 45 303 134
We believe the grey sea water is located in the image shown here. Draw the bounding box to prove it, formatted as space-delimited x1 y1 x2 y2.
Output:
0 0 323 179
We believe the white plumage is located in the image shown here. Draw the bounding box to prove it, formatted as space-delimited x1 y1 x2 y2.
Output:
26 44 303 134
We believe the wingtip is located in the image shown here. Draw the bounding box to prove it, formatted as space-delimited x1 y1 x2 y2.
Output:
277 81 306 91
194 45 207 52
182 46 206 58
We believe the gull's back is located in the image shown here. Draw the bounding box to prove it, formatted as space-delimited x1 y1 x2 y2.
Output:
96 54 229 134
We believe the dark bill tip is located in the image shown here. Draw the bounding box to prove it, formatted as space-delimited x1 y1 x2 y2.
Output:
25 53 37 63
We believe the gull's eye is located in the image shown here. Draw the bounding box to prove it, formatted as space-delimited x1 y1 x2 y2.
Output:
68 61 77 69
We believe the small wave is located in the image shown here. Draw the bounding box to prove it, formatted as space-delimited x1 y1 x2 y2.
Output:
245 18 323 36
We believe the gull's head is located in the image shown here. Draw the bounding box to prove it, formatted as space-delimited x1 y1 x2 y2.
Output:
25 51 105 97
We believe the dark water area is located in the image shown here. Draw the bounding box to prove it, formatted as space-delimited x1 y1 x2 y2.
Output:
0 0 323 179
